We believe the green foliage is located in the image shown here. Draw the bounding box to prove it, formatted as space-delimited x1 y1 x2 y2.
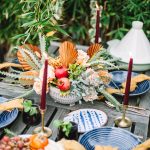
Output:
98 86 122 111
100 0 150 41
68 64 85 80
60 0 91 45
0 0 67 47
0 0 24 45
61 0 150 44
1 0 149 47
23 100 38 116
53 120 72 137
13 0 68 44
4 129 17 138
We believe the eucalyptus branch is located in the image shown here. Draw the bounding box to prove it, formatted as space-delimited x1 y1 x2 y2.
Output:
2 78 21 84
11 89 34 100
0 70 35 80
87 60 118 69
98 87 121 111
39 33 46 64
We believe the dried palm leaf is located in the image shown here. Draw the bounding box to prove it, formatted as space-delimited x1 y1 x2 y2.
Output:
59 41 78 67
17 44 41 71
19 70 39 85
0 63 22 70
87 43 102 58
48 56 62 68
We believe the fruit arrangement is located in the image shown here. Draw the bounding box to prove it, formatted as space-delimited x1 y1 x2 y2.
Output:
55 66 70 91
0 35 121 110
0 136 30 150
0 134 49 150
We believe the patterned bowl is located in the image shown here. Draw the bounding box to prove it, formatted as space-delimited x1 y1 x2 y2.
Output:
79 127 141 150
49 86 82 106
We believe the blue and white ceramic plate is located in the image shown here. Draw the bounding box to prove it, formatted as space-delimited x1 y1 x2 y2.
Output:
0 97 18 128
79 127 141 150
64 109 108 133
109 71 150 96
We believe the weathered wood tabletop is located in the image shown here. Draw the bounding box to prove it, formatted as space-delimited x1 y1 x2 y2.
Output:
0 42 150 142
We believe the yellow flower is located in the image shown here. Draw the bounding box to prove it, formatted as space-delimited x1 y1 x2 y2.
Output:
46 31 56 37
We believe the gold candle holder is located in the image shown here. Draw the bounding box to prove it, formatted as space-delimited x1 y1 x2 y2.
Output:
114 105 132 128
33 109 52 137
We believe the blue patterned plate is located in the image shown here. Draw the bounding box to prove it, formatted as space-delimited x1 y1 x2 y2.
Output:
79 127 141 150
64 109 108 133
109 71 150 96
0 97 18 128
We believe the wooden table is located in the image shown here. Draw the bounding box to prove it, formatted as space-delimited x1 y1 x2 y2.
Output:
0 42 150 142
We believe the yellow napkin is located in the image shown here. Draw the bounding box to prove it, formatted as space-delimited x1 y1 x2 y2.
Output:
95 145 118 150
107 74 150 94
132 139 150 150
0 98 23 111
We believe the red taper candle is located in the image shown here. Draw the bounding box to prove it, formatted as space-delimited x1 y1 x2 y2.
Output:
123 57 133 105
95 4 100 43
40 58 48 110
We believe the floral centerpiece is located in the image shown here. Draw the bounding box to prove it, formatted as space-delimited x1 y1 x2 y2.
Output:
0 35 121 110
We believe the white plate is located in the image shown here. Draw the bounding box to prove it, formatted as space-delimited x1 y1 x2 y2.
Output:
19 134 31 138
19 134 56 145
64 109 108 133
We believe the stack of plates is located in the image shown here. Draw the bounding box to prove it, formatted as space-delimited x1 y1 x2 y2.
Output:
109 71 150 96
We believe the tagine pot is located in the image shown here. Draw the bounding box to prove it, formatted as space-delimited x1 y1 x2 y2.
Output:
49 86 82 106
107 21 150 71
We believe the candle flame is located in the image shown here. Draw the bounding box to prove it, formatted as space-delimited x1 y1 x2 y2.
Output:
129 52 133 58
43 52 48 59
96 2 100 9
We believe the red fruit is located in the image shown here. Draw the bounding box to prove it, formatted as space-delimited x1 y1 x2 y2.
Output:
17 141 24 148
57 78 71 91
12 136 20 142
2 136 10 143
55 66 68 79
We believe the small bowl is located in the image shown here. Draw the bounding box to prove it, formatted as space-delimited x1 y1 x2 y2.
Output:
22 104 41 126
49 86 82 106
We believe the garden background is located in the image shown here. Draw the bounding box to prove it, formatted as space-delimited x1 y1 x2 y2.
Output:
0 0 149 62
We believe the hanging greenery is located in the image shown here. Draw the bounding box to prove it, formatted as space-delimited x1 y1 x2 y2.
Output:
13 0 67 44
0 0 149 48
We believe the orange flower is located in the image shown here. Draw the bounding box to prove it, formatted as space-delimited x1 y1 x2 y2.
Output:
99 70 112 84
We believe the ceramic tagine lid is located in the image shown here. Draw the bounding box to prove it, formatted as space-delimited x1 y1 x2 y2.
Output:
108 21 150 65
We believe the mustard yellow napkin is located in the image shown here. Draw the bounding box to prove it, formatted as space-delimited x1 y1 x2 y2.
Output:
132 139 150 150
0 98 23 111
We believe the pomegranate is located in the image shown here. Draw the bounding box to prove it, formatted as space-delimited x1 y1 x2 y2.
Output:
55 66 68 79
57 78 71 91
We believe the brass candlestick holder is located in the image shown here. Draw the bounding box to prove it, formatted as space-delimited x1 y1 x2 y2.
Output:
33 109 52 137
114 105 132 128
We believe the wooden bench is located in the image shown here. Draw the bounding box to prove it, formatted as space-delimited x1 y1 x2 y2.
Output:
0 43 150 142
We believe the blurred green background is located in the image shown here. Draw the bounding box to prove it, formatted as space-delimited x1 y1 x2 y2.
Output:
0 0 149 56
